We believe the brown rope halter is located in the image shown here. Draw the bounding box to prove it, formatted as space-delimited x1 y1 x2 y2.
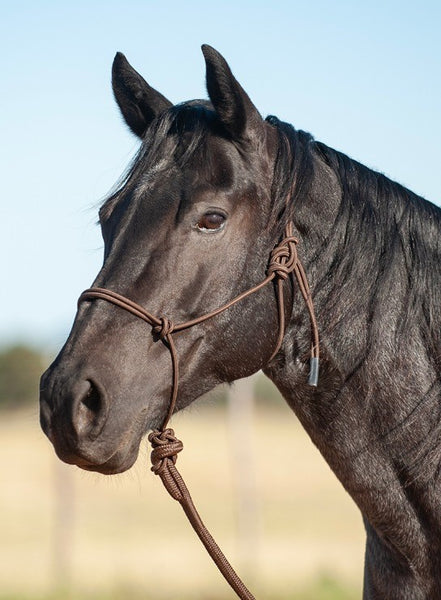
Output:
78 222 319 599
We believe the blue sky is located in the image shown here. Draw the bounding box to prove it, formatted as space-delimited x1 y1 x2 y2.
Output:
1 1 440 348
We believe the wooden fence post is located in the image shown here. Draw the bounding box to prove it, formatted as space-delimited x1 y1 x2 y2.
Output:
227 374 260 583
52 458 75 594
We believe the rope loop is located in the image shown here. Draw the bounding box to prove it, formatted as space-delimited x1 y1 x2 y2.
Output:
152 316 175 340
267 235 299 280
149 428 183 474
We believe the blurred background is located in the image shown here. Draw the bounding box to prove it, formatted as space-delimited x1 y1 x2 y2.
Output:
1 1 439 599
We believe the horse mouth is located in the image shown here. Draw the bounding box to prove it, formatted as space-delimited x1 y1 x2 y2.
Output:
48 422 146 475
79 445 140 475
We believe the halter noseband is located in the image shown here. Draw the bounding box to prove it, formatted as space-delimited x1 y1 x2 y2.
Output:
77 221 319 600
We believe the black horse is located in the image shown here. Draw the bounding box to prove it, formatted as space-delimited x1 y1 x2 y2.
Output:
40 46 441 598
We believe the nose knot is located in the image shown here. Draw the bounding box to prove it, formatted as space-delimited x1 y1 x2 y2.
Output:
149 428 184 475
267 235 299 280
152 316 175 340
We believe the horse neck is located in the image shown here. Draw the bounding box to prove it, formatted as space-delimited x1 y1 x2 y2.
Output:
279 145 441 403
265 147 441 581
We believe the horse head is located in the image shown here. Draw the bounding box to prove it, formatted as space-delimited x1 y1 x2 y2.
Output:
39 46 308 474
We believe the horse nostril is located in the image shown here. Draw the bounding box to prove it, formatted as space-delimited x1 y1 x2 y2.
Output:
83 381 102 414
76 380 107 437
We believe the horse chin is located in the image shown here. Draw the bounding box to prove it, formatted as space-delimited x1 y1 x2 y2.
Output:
51 426 144 475
79 446 140 475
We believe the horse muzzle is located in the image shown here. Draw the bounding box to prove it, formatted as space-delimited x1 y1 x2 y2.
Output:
39 367 143 474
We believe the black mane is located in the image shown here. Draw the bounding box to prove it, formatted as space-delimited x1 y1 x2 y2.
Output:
100 102 221 221
267 115 441 482
313 138 441 357
267 115 441 351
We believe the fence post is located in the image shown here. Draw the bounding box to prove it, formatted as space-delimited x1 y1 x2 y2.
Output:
227 374 260 583
52 458 75 595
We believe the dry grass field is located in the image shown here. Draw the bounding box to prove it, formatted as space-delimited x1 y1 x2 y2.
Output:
1 377 365 599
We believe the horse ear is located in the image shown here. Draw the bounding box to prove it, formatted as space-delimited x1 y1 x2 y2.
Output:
112 52 172 138
201 45 263 141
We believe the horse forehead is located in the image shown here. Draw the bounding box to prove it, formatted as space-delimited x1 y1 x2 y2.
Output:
187 140 239 189
142 139 242 194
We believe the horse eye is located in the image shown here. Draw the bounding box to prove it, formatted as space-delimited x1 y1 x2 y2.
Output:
196 212 226 232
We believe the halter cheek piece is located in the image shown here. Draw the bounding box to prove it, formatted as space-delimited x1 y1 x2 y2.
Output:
78 222 319 600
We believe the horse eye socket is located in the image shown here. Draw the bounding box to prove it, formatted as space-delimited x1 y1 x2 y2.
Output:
196 212 226 232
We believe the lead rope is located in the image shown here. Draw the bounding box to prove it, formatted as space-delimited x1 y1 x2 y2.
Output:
78 223 319 600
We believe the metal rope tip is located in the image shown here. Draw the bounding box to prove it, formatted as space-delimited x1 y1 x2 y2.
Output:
308 357 319 387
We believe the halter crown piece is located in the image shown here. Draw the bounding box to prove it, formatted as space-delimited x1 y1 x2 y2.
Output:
78 222 320 600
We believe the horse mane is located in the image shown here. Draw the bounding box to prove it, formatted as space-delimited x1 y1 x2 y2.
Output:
100 101 221 221
314 138 441 359
264 115 316 237
266 116 441 480
268 116 441 349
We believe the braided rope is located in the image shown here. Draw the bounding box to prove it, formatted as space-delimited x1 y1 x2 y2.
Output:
148 428 256 599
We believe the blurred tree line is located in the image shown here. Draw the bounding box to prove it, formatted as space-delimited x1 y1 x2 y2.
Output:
0 344 46 410
0 343 286 412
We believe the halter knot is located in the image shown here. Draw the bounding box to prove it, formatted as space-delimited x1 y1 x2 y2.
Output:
149 428 184 475
152 316 175 340
267 235 299 280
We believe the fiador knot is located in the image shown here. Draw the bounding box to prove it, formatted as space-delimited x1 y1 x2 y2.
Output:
149 428 184 474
